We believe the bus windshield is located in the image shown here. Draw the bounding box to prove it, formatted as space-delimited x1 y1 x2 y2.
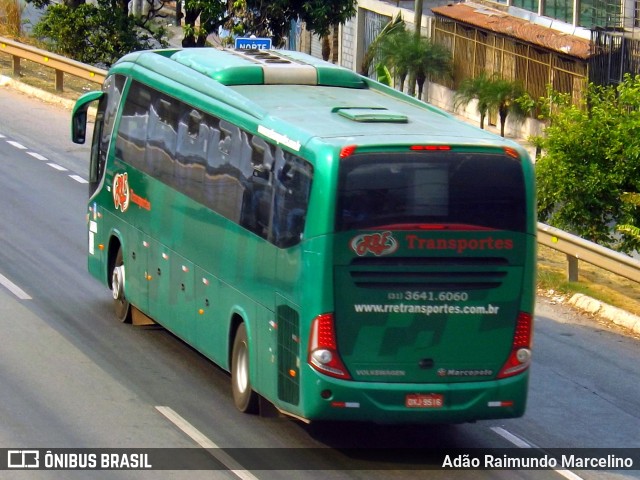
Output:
336 151 526 232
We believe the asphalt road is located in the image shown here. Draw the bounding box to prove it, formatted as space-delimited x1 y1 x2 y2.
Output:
0 85 639 479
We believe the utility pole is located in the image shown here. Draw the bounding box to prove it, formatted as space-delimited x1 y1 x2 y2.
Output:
407 0 423 97
414 0 423 35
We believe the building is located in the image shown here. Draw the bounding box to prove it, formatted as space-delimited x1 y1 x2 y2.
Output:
295 0 639 137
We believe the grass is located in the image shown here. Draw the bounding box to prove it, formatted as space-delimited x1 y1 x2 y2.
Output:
537 244 640 316
0 0 22 38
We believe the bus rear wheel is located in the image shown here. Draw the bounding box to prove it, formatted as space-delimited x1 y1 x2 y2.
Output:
112 247 131 323
231 323 259 414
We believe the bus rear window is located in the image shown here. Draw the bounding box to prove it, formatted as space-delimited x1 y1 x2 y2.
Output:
336 151 526 232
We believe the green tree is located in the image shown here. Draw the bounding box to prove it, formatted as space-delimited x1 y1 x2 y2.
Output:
32 0 161 66
224 0 356 58
226 0 293 47
617 192 640 241
300 0 356 61
181 0 227 47
535 74 640 253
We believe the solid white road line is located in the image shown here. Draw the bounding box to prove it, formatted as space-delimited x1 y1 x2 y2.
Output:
155 406 259 480
491 426 584 480
491 426 532 448
0 272 32 300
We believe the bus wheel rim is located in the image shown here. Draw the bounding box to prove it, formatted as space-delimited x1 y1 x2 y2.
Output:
236 343 249 393
112 265 125 301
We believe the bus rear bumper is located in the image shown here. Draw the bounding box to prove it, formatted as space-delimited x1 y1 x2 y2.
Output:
294 372 529 424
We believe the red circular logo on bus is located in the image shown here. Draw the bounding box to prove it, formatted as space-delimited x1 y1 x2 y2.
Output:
113 172 130 212
350 231 398 256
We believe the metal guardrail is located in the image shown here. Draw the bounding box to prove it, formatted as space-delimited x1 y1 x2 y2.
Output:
0 36 106 91
537 222 640 283
2 36 640 285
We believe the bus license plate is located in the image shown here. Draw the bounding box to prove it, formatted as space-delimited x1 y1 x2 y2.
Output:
405 393 444 408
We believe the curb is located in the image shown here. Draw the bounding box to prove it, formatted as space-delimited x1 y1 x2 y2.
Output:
568 293 640 335
0 74 77 110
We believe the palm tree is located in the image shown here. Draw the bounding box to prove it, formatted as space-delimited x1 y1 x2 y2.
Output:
375 27 452 98
454 72 493 129
376 28 414 91
488 78 527 137
359 13 405 77
411 37 452 101
455 73 529 135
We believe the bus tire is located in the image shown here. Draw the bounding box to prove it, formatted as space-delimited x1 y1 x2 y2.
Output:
231 323 259 414
112 247 132 323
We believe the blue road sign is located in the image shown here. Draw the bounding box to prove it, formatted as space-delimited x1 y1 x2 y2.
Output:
235 37 272 50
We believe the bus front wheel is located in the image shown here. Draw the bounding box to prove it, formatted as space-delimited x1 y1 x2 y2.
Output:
112 247 131 323
231 323 259 414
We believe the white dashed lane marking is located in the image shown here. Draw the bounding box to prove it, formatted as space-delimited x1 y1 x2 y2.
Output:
27 151 49 161
69 175 88 184
3 134 88 184
7 140 27 149
47 163 68 171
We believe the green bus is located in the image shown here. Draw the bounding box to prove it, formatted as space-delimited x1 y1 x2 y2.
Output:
71 47 536 424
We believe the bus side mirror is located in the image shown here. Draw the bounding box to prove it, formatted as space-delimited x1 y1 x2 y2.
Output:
71 90 104 144
72 110 88 144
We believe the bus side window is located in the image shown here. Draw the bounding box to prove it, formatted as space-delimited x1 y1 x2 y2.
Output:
202 115 222 210
219 120 242 166
272 153 313 248
241 136 274 238
204 116 222 171
175 106 207 202
146 94 179 183
206 120 244 223
115 81 151 171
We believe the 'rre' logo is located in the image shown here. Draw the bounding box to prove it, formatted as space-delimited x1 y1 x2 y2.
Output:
350 232 398 256
113 173 130 213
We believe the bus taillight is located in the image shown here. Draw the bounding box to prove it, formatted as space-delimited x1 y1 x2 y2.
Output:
410 145 451 151
503 146 521 159
308 313 351 380
497 312 533 379
340 145 357 158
